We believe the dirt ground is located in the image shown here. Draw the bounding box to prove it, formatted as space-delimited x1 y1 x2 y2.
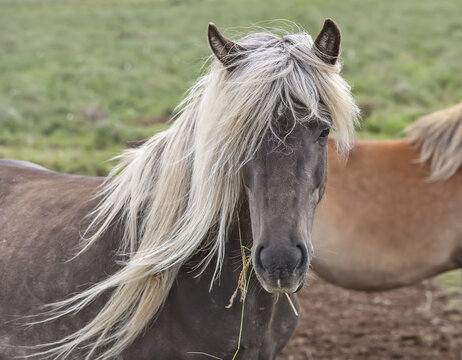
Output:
278 275 462 360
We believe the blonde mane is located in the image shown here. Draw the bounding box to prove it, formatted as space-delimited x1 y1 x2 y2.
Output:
37 27 359 359
406 102 462 181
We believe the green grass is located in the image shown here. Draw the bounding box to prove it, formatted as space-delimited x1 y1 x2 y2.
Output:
2 0 462 173
437 270 462 296
1 0 461 294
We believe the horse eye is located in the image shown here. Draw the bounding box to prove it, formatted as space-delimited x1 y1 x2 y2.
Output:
319 128 330 138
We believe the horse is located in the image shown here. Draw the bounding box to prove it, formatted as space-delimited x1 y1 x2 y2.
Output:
0 20 359 359
311 102 462 291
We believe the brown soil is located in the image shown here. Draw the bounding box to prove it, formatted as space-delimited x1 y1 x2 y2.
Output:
278 275 462 360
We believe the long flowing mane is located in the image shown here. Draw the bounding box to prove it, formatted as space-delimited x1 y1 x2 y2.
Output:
406 102 462 181
37 26 359 359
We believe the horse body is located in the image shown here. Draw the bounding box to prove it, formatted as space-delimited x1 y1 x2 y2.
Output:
313 118 462 291
0 21 358 358
1 162 114 357
0 161 298 359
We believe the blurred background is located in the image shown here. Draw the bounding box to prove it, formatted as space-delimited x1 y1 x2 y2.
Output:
1 0 461 359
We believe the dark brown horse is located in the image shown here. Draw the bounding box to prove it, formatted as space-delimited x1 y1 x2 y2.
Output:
0 20 358 359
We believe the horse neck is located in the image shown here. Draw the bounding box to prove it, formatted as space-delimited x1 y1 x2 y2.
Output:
124 198 297 357
175 196 255 296
227 198 253 260
195 197 253 286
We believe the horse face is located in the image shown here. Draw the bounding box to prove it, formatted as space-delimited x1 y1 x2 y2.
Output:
242 112 329 293
208 20 343 293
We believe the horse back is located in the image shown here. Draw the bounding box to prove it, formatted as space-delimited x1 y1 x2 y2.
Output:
0 160 120 354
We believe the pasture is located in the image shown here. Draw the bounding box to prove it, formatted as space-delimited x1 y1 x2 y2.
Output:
2 0 462 174
1 0 462 358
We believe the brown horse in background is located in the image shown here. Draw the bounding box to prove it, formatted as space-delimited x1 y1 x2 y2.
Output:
312 103 462 291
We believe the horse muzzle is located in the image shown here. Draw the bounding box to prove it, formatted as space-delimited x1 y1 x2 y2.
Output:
253 242 311 294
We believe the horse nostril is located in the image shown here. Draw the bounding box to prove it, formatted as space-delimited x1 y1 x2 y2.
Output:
256 244 265 271
295 244 308 273
294 245 302 268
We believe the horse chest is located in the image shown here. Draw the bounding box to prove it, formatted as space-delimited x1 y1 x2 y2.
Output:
123 275 299 359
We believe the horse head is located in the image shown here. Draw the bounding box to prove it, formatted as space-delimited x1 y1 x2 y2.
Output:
208 20 346 293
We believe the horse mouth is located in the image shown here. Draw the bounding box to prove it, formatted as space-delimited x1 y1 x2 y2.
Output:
255 271 306 294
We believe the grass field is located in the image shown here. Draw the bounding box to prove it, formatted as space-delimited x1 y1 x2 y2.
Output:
1 0 462 174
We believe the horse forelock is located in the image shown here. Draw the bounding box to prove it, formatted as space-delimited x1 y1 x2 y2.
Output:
406 102 462 181
37 25 358 359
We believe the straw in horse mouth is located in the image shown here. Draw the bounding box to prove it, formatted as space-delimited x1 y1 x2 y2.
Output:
285 293 299 317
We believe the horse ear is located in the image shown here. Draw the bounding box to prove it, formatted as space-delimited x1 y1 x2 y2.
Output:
207 22 243 70
314 19 341 65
